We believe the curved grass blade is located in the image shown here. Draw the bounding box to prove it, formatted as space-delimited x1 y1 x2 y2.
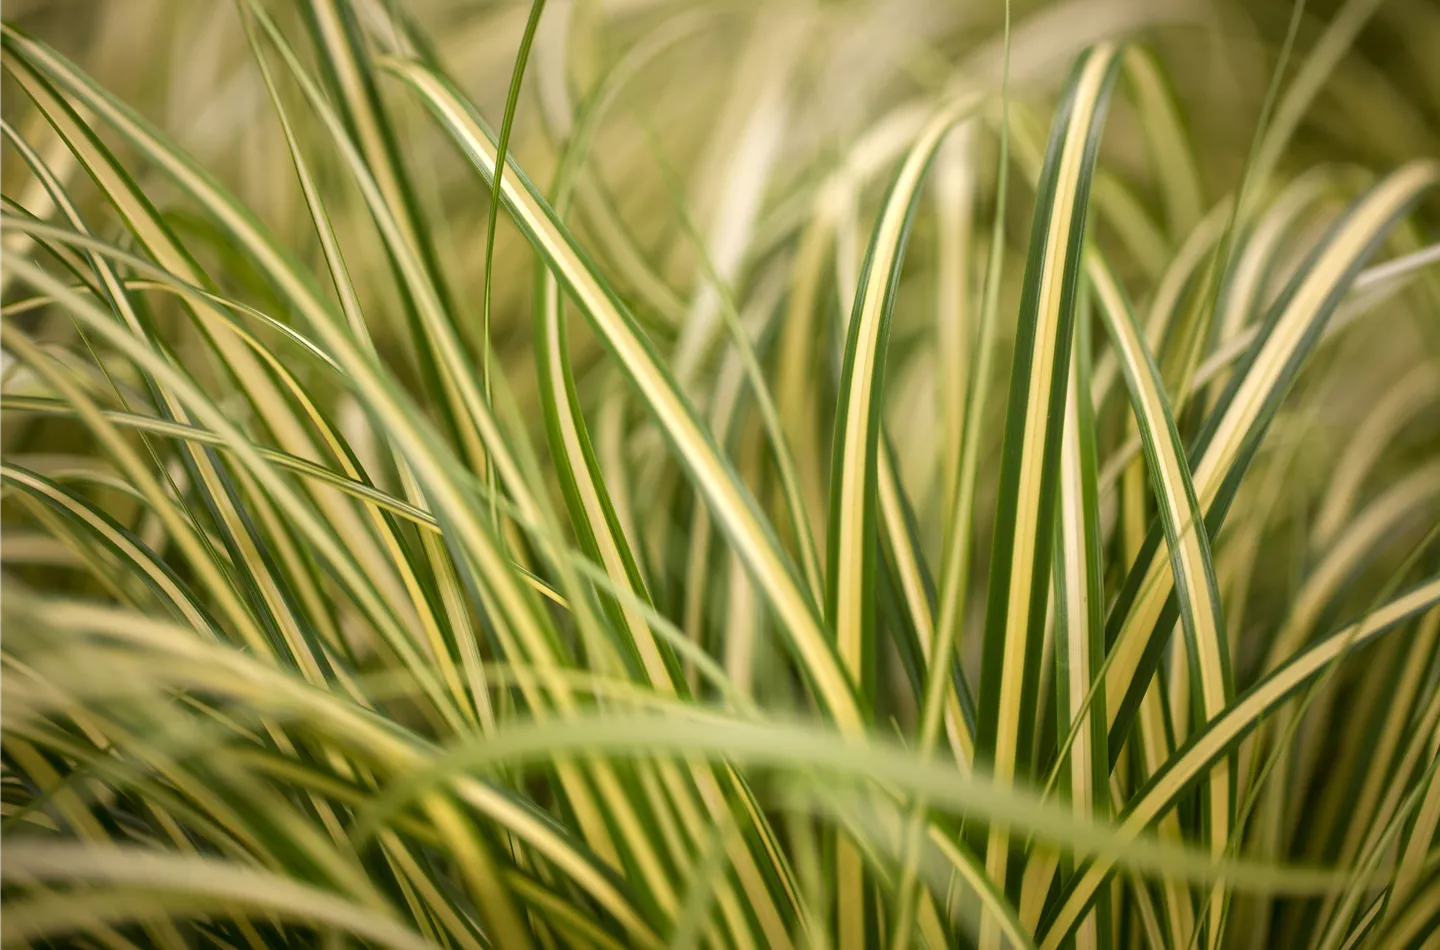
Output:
236 8 497 730
824 87 982 949
296 0 475 460
7 24 701 907
827 87 981 715
1086 253 1233 944
1101 161 1440 748
974 46 1122 947
538 61 804 946
1050 288 1110 950
1039 576 1440 949
380 56 864 733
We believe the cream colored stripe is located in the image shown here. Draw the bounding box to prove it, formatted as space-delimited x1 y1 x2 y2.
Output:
983 44 1117 950
1042 578 1440 950
1103 161 1440 727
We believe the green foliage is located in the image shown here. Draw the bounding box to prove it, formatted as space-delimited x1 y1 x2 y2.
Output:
3 1 1438 948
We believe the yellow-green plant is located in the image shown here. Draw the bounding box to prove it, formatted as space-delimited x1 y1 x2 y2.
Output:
3 1 1438 948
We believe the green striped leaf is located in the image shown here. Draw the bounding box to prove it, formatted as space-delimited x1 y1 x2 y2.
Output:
974 46 1122 945
381 56 865 734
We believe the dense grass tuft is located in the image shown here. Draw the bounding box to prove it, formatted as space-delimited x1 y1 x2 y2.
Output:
3 1 1438 948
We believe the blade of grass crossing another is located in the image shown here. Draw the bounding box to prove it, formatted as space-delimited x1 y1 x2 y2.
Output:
380 57 868 937
1039 577 1440 950
0 259 537 943
1 47 365 689
520 38 790 945
826 87 982 950
236 16 674 905
0 28 674 917
297 0 474 461
381 58 865 734
1051 289 1110 950
237 12 494 730
211 16 709 910
478 0 546 535
827 88 982 720
1087 254 1233 947
975 44 1121 950
1101 160 1440 746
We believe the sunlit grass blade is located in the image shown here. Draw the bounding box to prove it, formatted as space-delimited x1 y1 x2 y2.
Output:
8 21 697 902
380 56 864 734
1049 286 1110 949
1039 576 1440 949
827 88 981 715
538 53 805 945
1086 252 1233 945
975 44 1121 947
296 0 477 461
1101 160 1440 746
824 88 981 948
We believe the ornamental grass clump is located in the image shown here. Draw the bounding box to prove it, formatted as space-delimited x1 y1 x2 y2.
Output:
2 1 1438 947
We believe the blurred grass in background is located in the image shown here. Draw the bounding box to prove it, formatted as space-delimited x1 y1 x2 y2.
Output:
2 1 1438 948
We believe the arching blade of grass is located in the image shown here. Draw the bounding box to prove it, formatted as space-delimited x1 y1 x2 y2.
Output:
380 56 864 734
7 588 672 949
7 5 1440 948
0 458 220 636
933 122 978 562
297 0 476 462
13 20 709 915
235 6 496 732
480 0 546 421
893 9 1020 940
1086 254 1232 947
536 0 701 699
1039 575 1440 949
1207 171 1337 400
641 118 825 613
827 88 982 719
534 44 805 944
0 71 679 950
23 587 1379 892
974 44 1121 948
1050 286 1109 950
1101 160 1440 747
825 87 982 949
1 257 548 946
2 46 379 695
524 31 720 927
5 26 491 748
